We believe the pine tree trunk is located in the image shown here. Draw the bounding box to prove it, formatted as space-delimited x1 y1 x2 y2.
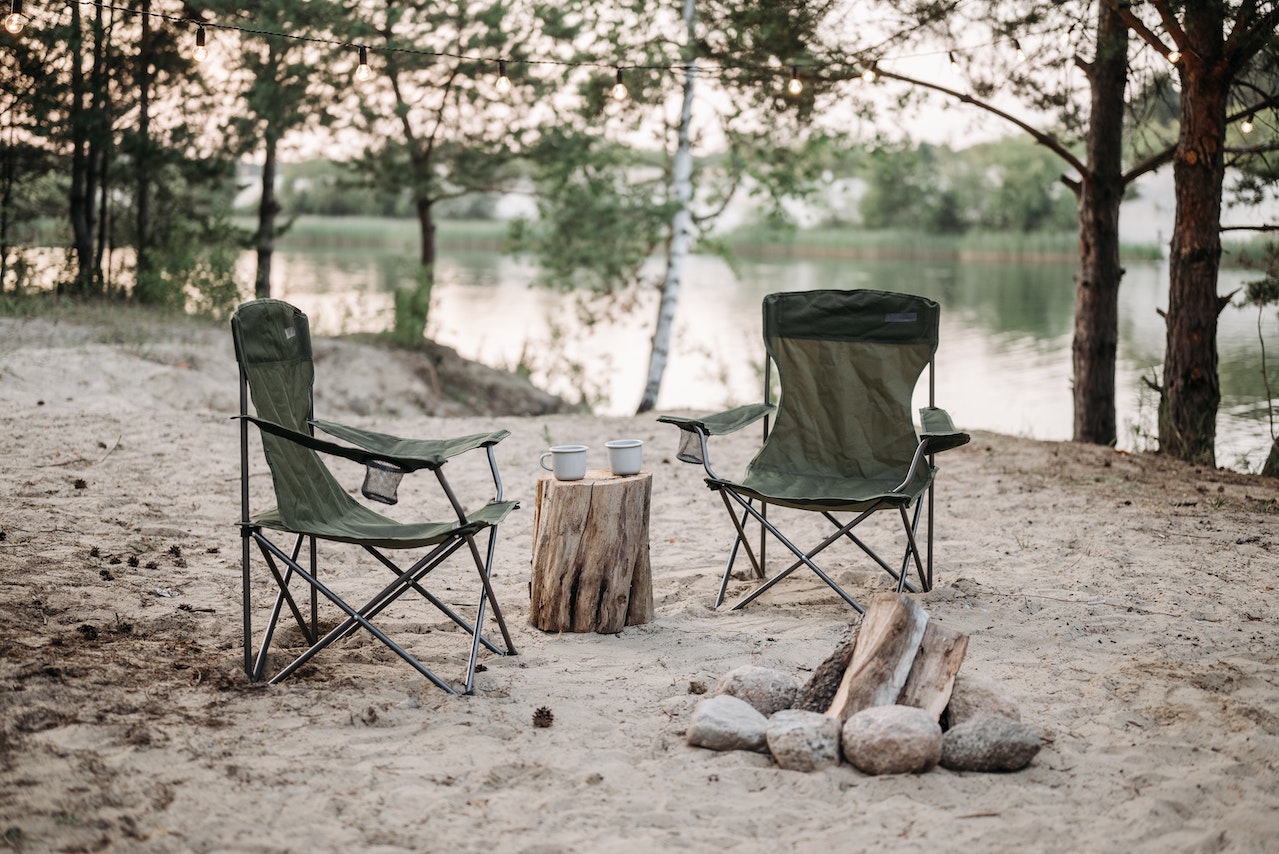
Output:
66 0 96 297
135 0 153 286
393 196 434 345
1262 437 1279 478
87 1 108 293
1072 1 1128 446
1161 13 1228 467
254 131 280 299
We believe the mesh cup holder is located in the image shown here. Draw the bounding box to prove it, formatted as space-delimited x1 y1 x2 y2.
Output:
362 460 406 505
676 429 705 465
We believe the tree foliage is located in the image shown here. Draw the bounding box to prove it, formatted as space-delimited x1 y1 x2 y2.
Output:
1 0 240 311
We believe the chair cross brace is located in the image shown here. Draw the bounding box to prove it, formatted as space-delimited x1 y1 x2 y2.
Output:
246 527 511 694
714 488 931 612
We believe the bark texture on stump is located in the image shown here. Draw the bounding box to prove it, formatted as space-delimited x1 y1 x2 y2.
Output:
530 470 653 633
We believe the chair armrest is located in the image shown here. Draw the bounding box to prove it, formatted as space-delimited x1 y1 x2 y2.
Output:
657 402 775 436
240 415 508 472
918 407 970 455
238 415 389 467
658 403 774 474
311 419 510 470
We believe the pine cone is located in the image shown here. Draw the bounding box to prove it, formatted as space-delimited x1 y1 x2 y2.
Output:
532 706 554 728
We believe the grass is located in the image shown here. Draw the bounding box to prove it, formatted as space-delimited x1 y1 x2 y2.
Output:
721 226 1164 263
26 214 1255 267
240 216 510 251
266 217 1168 263
0 291 219 341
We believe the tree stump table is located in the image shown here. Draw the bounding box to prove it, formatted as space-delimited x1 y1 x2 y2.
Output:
529 469 654 633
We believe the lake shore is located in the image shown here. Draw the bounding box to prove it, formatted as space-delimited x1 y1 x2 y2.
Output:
2 309 1278 852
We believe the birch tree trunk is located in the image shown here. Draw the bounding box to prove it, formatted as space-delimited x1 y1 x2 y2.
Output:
637 0 697 414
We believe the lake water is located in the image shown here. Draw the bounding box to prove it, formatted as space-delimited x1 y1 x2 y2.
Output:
241 247 1277 472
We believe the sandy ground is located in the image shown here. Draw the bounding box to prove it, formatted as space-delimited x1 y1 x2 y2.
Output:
1 311 1278 853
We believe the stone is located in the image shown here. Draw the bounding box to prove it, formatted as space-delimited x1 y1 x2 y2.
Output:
945 674 1022 727
686 695 769 753
766 709 843 772
841 704 942 775
940 716 1041 772
712 665 801 717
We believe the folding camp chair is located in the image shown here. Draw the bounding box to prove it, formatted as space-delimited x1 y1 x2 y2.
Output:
232 299 517 694
658 289 969 612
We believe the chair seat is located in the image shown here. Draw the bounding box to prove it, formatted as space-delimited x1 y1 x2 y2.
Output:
708 467 934 513
247 499 518 549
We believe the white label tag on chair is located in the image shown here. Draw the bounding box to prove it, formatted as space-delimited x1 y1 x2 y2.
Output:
285 326 296 339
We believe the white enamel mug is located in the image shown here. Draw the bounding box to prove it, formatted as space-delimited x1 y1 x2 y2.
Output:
539 444 588 481
605 439 643 476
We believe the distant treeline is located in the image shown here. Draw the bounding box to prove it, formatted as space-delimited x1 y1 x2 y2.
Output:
265 135 1079 235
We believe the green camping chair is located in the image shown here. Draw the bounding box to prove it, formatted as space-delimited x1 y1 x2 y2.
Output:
232 299 517 693
659 289 969 612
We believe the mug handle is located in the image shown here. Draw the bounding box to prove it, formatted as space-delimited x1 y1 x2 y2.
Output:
539 451 554 472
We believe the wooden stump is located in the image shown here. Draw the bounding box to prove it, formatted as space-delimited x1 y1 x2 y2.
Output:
530 469 654 633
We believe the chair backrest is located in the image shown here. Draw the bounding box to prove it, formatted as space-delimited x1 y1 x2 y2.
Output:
749 289 940 483
231 299 355 530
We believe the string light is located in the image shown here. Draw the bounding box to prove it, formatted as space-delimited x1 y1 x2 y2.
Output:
1166 49 1182 64
3 0 23 34
354 45 372 81
861 62 877 83
495 59 511 94
948 50 959 70
611 67 628 101
192 25 208 63
1240 113 1255 134
1012 38 1026 63
787 66 802 96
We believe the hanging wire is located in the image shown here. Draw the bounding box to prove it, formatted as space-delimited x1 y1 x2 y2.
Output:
55 0 1002 88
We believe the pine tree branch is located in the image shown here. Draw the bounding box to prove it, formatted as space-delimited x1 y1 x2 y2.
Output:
1104 0 1175 55
872 68 1086 176
1124 146 1176 185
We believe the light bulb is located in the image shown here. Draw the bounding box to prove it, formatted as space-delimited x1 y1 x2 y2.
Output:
496 60 511 94
861 65 876 83
355 46 372 81
3 0 23 35
611 68 628 101
1013 39 1026 63
948 51 959 70
1240 114 1255 134
1167 49 1182 64
192 26 208 63
787 67 802 96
